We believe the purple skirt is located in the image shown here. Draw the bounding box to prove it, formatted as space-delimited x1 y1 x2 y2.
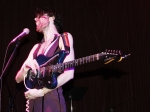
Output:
28 87 66 112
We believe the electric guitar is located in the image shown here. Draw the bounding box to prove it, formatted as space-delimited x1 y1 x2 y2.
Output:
24 50 130 89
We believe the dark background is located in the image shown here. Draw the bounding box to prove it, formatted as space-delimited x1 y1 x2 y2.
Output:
0 0 150 112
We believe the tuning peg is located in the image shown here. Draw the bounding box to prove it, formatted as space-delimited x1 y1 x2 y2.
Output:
119 50 122 55
113 50 115 53
105 49 110 53
115 50 117 53
105 49 123 55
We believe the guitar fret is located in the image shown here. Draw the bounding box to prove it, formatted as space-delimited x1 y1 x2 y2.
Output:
89 56 91 62
65 62 68 69
80 58 83 65
90 55 93 62
89 56 92 62
52 65 54 72
96 54 99 60
56 65 59 72
86 57 88 63
61 63 64 71
86 56 90 63
82 58 85 64
67 62 70 68
92 55 95 61
69 60 74 68
75 59 78 66
88 56 89 62
53 65 57 72
47 66 52 74
57 63 63 72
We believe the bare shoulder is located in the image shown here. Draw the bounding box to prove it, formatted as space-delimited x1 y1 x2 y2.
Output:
67 32 73 43
32 43 39 49
59 32 74 50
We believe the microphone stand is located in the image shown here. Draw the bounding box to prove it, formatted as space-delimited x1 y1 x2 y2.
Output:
4 77 18 112
107 94 134 112
0 41 20 112
69 95 73 112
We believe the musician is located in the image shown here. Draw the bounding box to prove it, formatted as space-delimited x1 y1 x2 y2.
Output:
15 8 75 112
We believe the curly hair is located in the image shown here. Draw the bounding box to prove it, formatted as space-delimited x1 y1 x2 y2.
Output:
35 7 62 33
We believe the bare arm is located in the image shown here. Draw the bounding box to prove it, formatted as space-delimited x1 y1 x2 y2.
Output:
15 44 39 83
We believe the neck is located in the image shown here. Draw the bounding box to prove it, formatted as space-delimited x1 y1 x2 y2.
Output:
43 24 59 42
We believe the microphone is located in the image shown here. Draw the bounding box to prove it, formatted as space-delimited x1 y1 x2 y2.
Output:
10 28 30 43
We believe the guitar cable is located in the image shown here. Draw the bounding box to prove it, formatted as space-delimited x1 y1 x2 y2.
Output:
24 75 30 112
23 67 63 112
26 99 30 112
23 68 42 112
24 75 30 90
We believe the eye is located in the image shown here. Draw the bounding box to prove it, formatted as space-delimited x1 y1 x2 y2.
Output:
41 15 49 19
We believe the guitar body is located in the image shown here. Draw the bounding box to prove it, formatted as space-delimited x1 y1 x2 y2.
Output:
25 50 67 89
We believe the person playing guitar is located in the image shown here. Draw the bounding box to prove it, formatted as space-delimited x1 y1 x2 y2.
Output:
15 7 75 112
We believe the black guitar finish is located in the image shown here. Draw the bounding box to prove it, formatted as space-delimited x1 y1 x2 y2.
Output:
24 50 130 89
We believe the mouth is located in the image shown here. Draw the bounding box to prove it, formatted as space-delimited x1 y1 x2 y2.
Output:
35 20 41 25
36 22 40 26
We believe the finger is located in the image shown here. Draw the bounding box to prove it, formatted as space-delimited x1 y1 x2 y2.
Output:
25 94 28 99
26 96 30 100
31 60 39 74
33 59 39 69
25 91 30 96
23 64 31 73
25 93 28 99
24 92 28 96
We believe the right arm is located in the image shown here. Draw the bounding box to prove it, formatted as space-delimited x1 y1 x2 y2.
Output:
15 44 39 83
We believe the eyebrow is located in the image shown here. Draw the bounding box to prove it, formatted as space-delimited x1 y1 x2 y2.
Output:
36 14 49 18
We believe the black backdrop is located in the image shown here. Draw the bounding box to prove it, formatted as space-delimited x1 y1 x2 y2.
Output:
0 0 150 112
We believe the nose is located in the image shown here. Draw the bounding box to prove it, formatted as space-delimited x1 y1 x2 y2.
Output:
34 18 38 21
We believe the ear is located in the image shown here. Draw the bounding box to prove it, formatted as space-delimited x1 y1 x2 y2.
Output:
52 16 55 20
49 16 55 21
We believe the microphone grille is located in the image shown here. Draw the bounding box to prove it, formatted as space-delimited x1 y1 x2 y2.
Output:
23 28 30 34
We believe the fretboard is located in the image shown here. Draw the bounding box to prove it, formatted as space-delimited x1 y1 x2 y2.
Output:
51 52 106 72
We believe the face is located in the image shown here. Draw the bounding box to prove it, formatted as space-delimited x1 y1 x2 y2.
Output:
34 14 50 32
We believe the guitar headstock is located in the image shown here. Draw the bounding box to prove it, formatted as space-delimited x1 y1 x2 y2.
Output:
102 49 131 64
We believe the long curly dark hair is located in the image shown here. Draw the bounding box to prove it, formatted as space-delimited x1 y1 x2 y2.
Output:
35 7 62 33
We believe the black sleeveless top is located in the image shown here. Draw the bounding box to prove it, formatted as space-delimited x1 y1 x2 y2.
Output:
29 35 66 112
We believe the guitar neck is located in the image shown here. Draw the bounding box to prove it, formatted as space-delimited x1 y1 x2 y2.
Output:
52 52 105 72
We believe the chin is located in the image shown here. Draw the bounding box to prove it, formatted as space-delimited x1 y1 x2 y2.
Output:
36 28 43 33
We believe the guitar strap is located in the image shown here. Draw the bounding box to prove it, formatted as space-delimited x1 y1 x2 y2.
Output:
61 32 70 54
